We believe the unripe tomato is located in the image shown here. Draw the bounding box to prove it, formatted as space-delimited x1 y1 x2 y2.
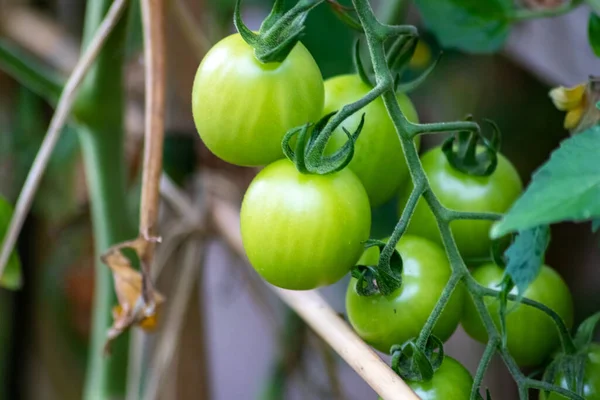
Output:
241 159 371 290
541 344 600 400
406 356 473 400
346 235 464 353
462 263 574 367
324 74 419 207
192 33 324 166
398 146 522 259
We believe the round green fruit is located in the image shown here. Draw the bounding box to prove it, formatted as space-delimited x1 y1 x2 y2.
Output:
192 33 324 166
346 235 464 353
241 159 371 290
324 74 419 207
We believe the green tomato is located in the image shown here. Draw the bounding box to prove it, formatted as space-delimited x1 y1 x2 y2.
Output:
462 263 574 367
398 146 522 259
323 74 419 207
0 196 21 289
541 344 600 400
192 33 324 166
406 356 474 399
345 235 464 353
241 159 370 290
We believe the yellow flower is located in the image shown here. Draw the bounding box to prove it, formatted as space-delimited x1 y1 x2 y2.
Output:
549 84 587 130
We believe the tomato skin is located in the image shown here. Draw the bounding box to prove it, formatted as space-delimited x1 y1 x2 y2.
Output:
541 344 600 400
240 159 371 290
324 74 420 207
462 263 574 367
398 146 522 259
345 235 464 353
192 33 324 166
406 356 473 400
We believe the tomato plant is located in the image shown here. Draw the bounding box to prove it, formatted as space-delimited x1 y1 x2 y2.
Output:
541 344 600 400
399 146 522 259
240 158 371 290
192 33 324 166
346 235 464 353
462 263 574 367
323 74 420 207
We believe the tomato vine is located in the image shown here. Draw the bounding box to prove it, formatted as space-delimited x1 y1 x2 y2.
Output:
338 1 584 398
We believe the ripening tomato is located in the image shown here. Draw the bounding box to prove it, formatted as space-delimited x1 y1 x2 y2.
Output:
541 344 600 400
398 146 522 259
192 33 324 166
324 74 419 207
406 356 474 400
240 159 371 290
346 235 464 353
462 263 574 367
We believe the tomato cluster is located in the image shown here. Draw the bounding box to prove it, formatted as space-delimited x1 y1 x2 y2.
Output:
192 33 577 399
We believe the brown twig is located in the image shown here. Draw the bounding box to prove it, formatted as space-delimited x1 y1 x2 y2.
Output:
210 196 418 400
0 0 128 280
138 0 167 303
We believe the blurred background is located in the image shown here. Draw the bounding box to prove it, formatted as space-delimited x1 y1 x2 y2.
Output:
0 0 599 399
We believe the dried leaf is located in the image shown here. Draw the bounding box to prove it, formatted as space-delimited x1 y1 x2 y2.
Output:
101 236 164 351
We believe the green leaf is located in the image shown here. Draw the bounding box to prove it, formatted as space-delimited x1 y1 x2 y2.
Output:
593 219 600 233
0 196 22 290
574 311 600 348
0 40 63 105
502 225 550 298
413 0 513 53
589 13 600 57
492 126 600 237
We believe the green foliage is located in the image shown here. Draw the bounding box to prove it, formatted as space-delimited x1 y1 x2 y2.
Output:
413 0 512 53
589 13 600 57
493 126 600 237
574 312 600 348
502 226 550 299
0 196 22 290
0 40 63 105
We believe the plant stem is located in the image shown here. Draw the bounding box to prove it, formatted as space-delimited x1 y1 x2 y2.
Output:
77 0 133 398
350 1 579 399
471 338 499 400
479 287 576 354
415 271 463 349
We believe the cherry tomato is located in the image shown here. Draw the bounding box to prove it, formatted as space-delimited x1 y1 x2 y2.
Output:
241 159 371 290
345 235 464 353
462 263 574 367
192 33 324 166
406 356 474 399
398 146 522 259
324 74 420 207
541 344 600 400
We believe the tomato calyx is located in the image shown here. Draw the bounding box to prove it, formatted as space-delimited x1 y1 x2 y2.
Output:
234 0 325 63
350 239 403 296
282 111 366 175
541 312 600 398
390 336 444 381
442 116 501 177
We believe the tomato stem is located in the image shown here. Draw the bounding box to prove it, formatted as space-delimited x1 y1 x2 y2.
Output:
351 0 578 397
77 0 135 398
471 338 499 400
